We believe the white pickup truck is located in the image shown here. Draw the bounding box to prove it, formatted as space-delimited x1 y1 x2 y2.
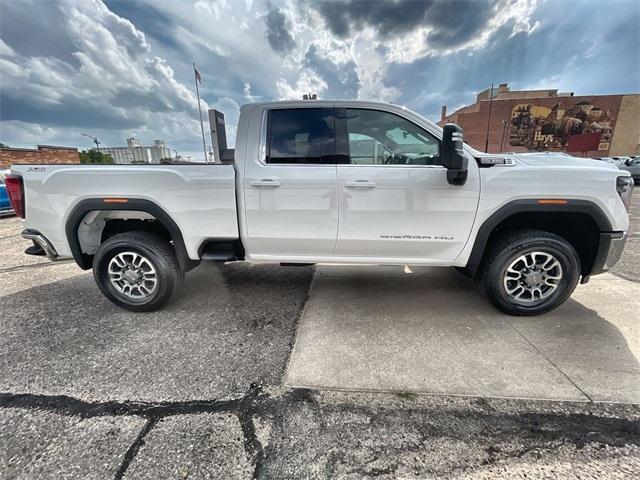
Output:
6 100 633 315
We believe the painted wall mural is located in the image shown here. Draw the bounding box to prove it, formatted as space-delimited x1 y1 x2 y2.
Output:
508 100 617 152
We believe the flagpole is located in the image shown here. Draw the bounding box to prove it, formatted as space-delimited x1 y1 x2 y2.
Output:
194 62 208 163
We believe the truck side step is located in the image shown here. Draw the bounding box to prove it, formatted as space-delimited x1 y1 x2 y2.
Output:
199 239 242 262
201 251 236 261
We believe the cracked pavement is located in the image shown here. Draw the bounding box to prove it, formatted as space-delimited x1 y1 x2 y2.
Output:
1 388 639 479
1 191 639 479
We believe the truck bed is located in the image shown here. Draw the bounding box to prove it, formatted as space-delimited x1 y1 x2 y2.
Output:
11 163 239 260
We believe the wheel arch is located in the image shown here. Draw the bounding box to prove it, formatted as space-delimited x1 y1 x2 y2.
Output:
464 199 613 279
65 198 197 272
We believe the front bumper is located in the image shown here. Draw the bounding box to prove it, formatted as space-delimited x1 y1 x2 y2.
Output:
586 231 627 280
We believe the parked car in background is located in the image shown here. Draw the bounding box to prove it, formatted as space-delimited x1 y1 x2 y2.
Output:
619 157 640 185
612 156 632 165
0 170 15 216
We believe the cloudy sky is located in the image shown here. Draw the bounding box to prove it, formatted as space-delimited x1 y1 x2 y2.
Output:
1 0 638 160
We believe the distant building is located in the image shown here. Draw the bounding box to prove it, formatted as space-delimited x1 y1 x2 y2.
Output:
98 138 172 164
439 83 640 157
0 145 80 170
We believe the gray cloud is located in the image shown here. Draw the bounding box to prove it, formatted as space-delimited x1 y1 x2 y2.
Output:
104 0 182 53
0 1 79 65
304 44 359 98
315 0 434 37
425 1 496 49
0 94 140 130
312 0 497 49
264 6 295 53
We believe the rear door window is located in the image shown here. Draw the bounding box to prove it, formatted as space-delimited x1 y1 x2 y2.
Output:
267 108 335 164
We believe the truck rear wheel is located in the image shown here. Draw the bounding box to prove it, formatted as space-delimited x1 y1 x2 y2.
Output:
93 231 182 312
482 229 580 316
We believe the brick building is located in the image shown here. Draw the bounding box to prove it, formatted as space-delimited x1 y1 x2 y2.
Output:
0 145 80 170
439 84 640 157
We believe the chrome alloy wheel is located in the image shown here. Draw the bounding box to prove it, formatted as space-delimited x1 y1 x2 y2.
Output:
108 251 158 301
503 251 563 304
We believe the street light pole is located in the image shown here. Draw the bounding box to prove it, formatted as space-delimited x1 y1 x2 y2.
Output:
81 133 100 150
500 120 508 153
484 83 494 153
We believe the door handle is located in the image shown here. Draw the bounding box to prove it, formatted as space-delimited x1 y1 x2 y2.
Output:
344 180 376 189
251 179 281 187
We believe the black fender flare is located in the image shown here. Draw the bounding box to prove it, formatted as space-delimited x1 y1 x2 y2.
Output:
464 199 613 278
65 198 196 271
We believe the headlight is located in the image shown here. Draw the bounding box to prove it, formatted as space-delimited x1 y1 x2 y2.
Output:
616 175 634 212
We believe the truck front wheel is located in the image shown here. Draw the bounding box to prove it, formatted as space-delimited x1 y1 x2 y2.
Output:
93 231 183 312
482 229 580 316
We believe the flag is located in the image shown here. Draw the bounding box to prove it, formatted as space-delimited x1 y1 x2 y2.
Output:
194 64 202 84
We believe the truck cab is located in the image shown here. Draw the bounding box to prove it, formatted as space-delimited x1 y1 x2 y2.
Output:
237 101 478 265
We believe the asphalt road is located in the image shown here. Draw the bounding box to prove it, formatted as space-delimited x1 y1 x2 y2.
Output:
1 191 639 479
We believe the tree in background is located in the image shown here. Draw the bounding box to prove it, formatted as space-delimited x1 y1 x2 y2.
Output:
79 149 113 164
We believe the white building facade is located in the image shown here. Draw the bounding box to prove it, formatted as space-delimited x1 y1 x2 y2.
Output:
98 138 172 164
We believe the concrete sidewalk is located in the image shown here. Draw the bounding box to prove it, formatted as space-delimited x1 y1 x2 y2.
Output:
285 266 640 403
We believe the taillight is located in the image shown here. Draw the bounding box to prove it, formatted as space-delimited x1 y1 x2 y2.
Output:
616 175 634 212
5 175 25 218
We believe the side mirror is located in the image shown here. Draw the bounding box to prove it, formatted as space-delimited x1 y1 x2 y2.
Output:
441 123 468 186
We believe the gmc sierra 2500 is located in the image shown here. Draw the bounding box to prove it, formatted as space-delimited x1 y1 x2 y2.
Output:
6 100 633 315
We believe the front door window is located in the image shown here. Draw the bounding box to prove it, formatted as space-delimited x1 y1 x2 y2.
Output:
345 109 440 166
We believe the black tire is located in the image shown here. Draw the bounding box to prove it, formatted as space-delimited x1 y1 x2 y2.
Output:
93 231 183 312
482 229 580 316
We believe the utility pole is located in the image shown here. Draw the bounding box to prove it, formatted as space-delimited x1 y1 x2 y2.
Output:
484 83 494 153
193 62 208 163
499 120 508 153
81 133 100 150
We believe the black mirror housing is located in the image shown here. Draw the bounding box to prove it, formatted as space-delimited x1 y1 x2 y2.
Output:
441 123 468 185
